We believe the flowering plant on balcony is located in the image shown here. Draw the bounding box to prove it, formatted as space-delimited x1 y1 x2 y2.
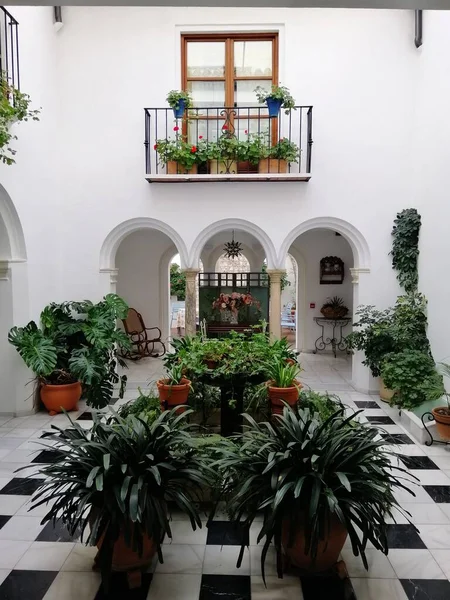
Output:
154 132 198 170
212 292 261 315
241 132 269 166
254 84 296 115
208 126 246 163
269 137 300 163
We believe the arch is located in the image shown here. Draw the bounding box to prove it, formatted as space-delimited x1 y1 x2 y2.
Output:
278 217 371 269
0 183 27 260
202 242 259 273
99 217 189 271
190 218 277 269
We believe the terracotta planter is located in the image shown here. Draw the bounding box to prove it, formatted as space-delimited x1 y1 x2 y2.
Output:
432 407 450 441
258 158 288 174
157 378 191 413
379 378 395 403
286 358 296 366
208 160 238 175
320 307 349 319
166 161 197 175
237 160 258 174
282 514 348 572
40 381 81 416
268 379 302 415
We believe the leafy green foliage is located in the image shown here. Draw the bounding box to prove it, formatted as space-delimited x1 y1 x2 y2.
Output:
254 84 296 114
391 209 421 293
217 407 415 581
155 136 198 170
119 388 161 424
166 89 193 110
170 263 186 300
265 359 302 388
269 137 300 163
298 389 344 421
261 263 290 291
30 409 210 585
381 350 444 410
0 74 40 165
8 294 130 408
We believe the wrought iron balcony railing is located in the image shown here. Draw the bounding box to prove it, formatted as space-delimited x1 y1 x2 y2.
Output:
144 105 313 182
0 7 19 89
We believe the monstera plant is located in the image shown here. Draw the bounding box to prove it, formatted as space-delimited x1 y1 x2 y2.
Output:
8 294 130 412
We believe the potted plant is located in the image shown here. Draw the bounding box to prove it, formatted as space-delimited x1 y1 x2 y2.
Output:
166 89 192 119
254 84 296 117
119 387 162 424
240 131 267 173
431 363 450 441
202 339 225 370
8 294 130 414
29 409 209 590
157 364 191 412
208 127 245 174
218 406 415 580
154 132 198 174
259 137 300 174
265 359 302 415
320 296 349 319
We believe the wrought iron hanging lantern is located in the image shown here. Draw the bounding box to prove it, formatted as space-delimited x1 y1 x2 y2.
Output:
223 230 243 259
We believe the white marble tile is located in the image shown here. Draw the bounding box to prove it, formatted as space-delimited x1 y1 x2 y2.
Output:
404 503 450 525
0 449 41 463
15 542 75 571
439 504 450 520
203 545 250 575
0 539 32 568
340 548 396 578
0 437 25 450
163 520 207 545
0 515 46 541
393 445 426 456
430 549 450 579
0 569 10 586
421 445 450 457
16 497 56 517
351 578 409 600
429 455 450 470
394 485 434 504
251 575 304 599
408 469 450 486
388 549 446 579
147 573 201 600
0 494 28 515
3 428 40 439
155 544 204 574
250 546 278 577
417 524 450 549
61 543 98 572
42 571 101 600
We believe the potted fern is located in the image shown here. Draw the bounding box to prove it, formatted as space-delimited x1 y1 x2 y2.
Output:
8 294 130 414
157 364 192 412
265 358 302 415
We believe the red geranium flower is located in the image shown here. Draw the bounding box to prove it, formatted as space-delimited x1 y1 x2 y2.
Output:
199 135 203 139
191 146 197 153
244 129 248 134
222 124 228 130
153 144 157 150
173 126 179 131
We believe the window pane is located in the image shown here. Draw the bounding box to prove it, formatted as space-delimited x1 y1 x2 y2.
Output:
188 119 226 144
234 80 271 114
187 42 225 77
187 81 225 108
234 118 270 141
234 41 273 77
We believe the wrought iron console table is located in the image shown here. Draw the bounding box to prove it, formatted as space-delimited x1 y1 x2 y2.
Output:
421 412 450 447
313 317 351 358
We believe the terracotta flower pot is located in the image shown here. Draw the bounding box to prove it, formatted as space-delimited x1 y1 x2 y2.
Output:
157 378 191 413
208 160 238 175
432 407 450 441
205 359 219 370
166 161 197 175
286 358 296 366
268 379 302 415
40 381 81 416
258 158 288 173
282 514 348 572
379 378 395 403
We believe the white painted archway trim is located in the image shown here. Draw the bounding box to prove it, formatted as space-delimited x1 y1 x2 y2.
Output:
190 219 277 269
278 217 371 269
0 183 27 261
99 217 189 270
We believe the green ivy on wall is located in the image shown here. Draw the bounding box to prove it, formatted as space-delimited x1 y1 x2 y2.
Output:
390 208 421 293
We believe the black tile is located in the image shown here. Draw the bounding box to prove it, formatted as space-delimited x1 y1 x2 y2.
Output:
200 575 251 600
31 450 64 464
206 521 249 546
354 401 380 409
301 574 356 600
94 572 153 600
76 411 93 421
0 477 43 496
365 415 395 425
0 515 11 530
36 518 81 542
386 524 426 549
0 570 57 600
399 456 439 470
422 485 450 503
400 579 450 600
381 433 414 445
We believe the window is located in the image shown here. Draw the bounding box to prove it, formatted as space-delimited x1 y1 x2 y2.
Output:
181 33 278 141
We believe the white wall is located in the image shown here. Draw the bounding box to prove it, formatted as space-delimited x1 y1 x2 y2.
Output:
291 229 353 351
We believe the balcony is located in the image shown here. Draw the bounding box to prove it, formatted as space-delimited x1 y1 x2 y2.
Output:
0 7 19 89
144 105 313 183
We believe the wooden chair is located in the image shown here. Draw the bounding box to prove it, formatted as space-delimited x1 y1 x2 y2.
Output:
121 308 166 360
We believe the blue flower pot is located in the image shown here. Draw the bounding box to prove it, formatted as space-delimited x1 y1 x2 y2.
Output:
173 99 186 119
266 97 282 118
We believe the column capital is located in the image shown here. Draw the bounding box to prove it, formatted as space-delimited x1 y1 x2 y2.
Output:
182 268 200 280
349 267 370 284
100 267 119 285
266 269 286 283
0 261 10 281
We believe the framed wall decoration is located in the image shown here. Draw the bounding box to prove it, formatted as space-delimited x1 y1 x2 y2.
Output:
320 256 344 284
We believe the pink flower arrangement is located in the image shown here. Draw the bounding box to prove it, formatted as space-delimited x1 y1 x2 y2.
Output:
212 292 260 315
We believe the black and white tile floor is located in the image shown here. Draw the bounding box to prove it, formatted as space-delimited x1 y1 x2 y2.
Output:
1 390 450 599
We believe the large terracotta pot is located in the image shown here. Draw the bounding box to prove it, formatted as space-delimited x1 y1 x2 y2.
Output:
40 381 81 416
282 514 348 572
268 380 302 415
258 158 288 174
432 407 450 441
208 160 238 175
379 378 395 403
157 378 191 413
166 161 197 175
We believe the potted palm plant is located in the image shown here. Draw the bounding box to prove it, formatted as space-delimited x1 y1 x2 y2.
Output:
265 359 302 415
218 406 415 581
29 409 209 590
8 294 130 414
157 364 192 412
166 89 192 119
254 84 296 117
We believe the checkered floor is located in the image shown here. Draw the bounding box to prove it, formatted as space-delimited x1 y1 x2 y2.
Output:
1 388 450 599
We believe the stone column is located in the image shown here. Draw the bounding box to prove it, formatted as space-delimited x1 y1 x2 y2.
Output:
183 269 200 337
267 269 285 339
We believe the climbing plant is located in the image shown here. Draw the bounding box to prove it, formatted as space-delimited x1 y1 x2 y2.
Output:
0 74 40 165
390 208 421 293
170 263 186 300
